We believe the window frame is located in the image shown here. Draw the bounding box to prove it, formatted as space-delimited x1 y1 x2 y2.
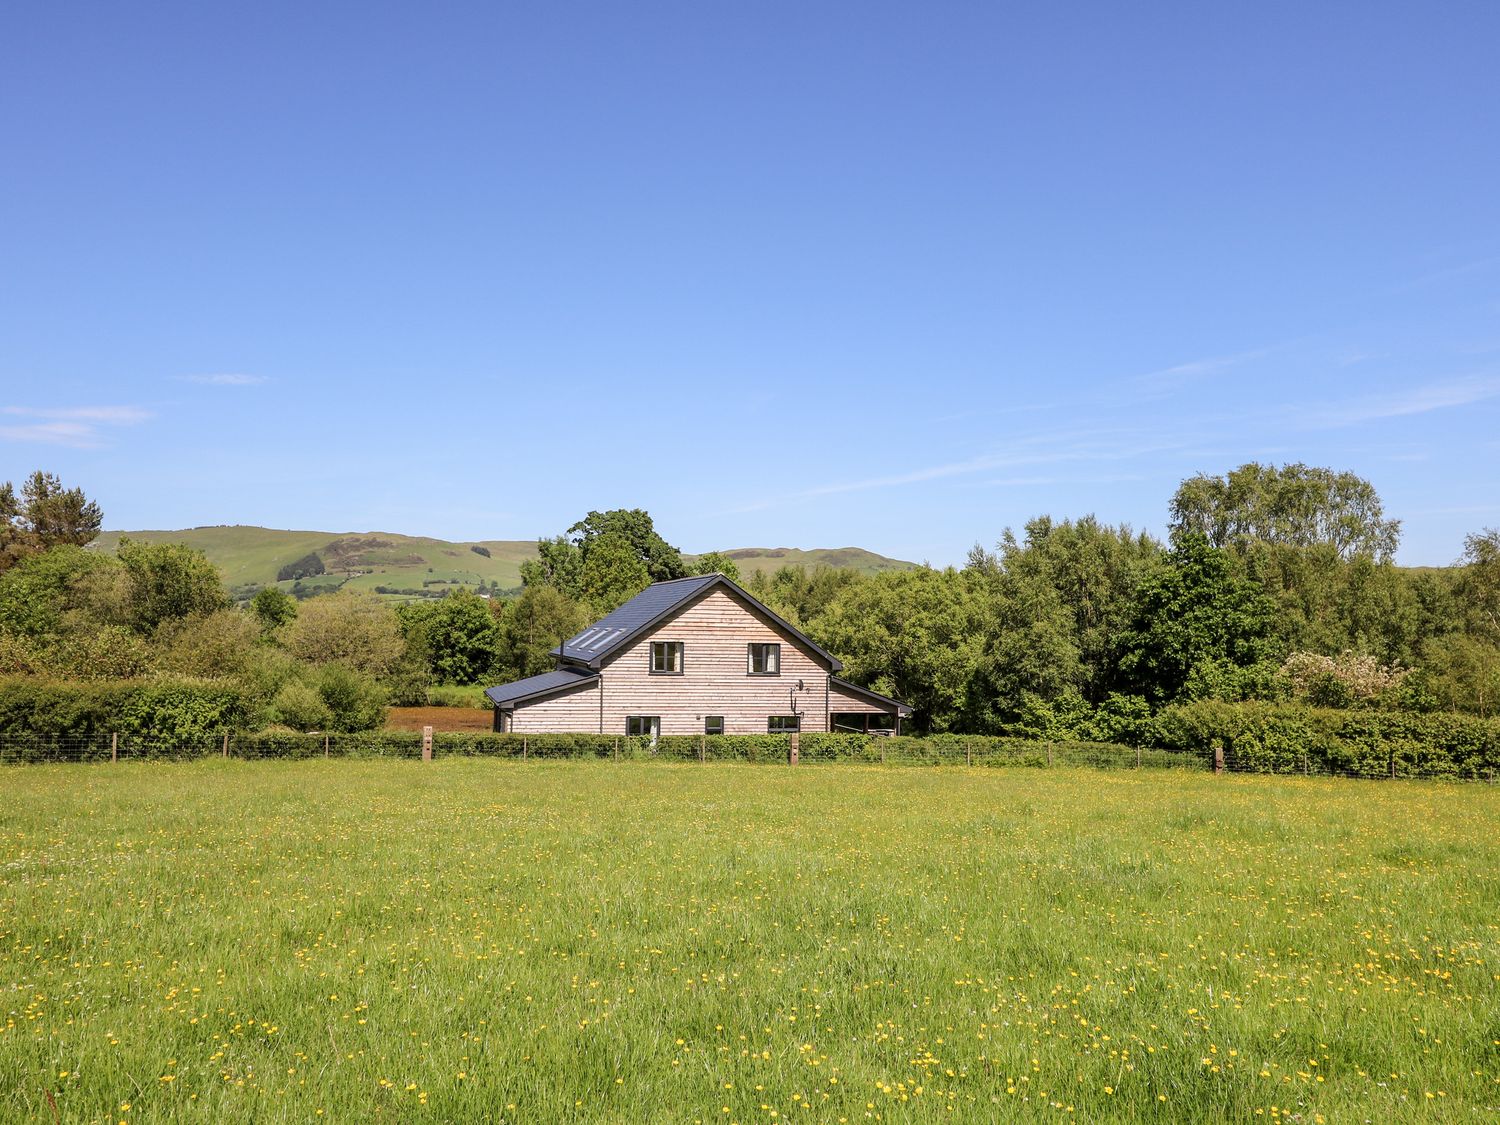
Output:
767 715 800 734
649 640 685 676
704 715 724 736
626 716 661 742
747 642 782 676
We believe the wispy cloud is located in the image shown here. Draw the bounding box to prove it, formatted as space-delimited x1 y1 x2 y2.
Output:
175 373 268 386
1131 348 1270 393
1298 374 1500 428
721 428 1187 514
0 404 152 447
1389 254 1500 294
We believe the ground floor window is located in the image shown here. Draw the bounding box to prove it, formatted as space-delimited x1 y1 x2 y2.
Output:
705 715 724 736
626 716 660 743
767 715 800 733
831 712 896 734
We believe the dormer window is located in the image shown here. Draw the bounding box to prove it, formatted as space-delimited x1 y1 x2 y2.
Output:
748 642 780 675
651 641 684 675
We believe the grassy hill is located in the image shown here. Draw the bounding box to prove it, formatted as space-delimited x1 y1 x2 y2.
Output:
90 526 915 602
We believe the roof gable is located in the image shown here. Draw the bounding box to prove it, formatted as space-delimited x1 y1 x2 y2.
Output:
553 574 842 672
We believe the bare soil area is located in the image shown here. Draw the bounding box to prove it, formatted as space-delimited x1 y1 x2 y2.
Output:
385 706 494 732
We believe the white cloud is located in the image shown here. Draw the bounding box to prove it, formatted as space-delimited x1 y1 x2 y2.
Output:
175 373 268 386
1299 375 1500 428
720 427 1187 514
0 404 151 447
1131 348 1270 393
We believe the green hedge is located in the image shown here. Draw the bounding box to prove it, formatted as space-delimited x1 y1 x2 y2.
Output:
0 676 249 753
1151 700 1500 779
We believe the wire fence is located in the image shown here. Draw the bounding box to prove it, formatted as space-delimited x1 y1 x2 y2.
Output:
0 730 1494 783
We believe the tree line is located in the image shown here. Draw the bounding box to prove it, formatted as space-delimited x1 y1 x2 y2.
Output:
0 465 1495 739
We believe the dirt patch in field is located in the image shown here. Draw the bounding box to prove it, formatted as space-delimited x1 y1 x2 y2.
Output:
386 706 494 732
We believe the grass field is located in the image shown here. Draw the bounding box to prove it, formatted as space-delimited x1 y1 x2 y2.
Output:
2 762 1497 1123
88 528 916 603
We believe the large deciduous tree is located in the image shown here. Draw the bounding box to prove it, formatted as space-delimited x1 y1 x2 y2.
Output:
520 508 684 611
1118 533 1280 702
116 539 229 633
283 591 404 676
811 567 984 733
1170 462 1401 562
406 589 502 685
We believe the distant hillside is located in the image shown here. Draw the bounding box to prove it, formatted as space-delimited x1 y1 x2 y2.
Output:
706 546 914 580
90 526 915 602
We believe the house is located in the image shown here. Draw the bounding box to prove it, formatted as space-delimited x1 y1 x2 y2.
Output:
484 573 912 737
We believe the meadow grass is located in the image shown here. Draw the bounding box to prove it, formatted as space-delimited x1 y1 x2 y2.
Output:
2 761 1497 1123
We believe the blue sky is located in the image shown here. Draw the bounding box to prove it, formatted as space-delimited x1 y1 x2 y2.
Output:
2 2 1497 566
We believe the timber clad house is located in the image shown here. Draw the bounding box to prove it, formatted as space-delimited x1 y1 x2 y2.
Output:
485 573 911 737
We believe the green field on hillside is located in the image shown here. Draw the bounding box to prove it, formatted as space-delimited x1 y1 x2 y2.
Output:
2 761 1496 1122
88 527 915 601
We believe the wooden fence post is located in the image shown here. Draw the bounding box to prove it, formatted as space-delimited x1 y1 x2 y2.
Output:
1213 741 1224 775
1047 744 1053 768
222 733 228 759
422 725 433 762
700 734 706 763
788 732 799 766
1389 749 1395 780
324 733 329 758
111 732 118 764
613 736 619 760
522 735 528 760
965 740 972 768
1302 751 1308 776
1136 745 1142 770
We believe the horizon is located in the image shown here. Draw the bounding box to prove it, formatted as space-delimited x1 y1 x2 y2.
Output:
4 3 1498 567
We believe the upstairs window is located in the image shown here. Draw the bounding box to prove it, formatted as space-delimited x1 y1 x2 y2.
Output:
650 641 684 675
767 715 800 733
748 642 781 675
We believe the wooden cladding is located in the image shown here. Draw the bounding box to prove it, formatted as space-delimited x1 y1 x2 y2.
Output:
503 587 904 735
598 587 831 736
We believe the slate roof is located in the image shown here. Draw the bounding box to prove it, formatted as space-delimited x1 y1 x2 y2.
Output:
831 676 914 716
553 573 843 672
484 667 598 709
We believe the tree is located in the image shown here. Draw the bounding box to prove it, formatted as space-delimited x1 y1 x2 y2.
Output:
0 545 118 638
576 531 651 614
0 471 103 571
283 591 404 676
154 609 262 678
1170 462 1401 562
519 508 686 599
811 567 984 733
690 551 741 582
276 552 325 582
1118 533 1280 702
1460 528 1500 643
410 589 502 684
974 516 1165 704
498 585 588 679
745 566 866 629
249 586 298 633
116 539 229 633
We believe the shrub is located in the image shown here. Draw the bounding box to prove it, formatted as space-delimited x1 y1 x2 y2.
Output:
1150 699 1500 778
314 665 388 732
272 681 333 732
